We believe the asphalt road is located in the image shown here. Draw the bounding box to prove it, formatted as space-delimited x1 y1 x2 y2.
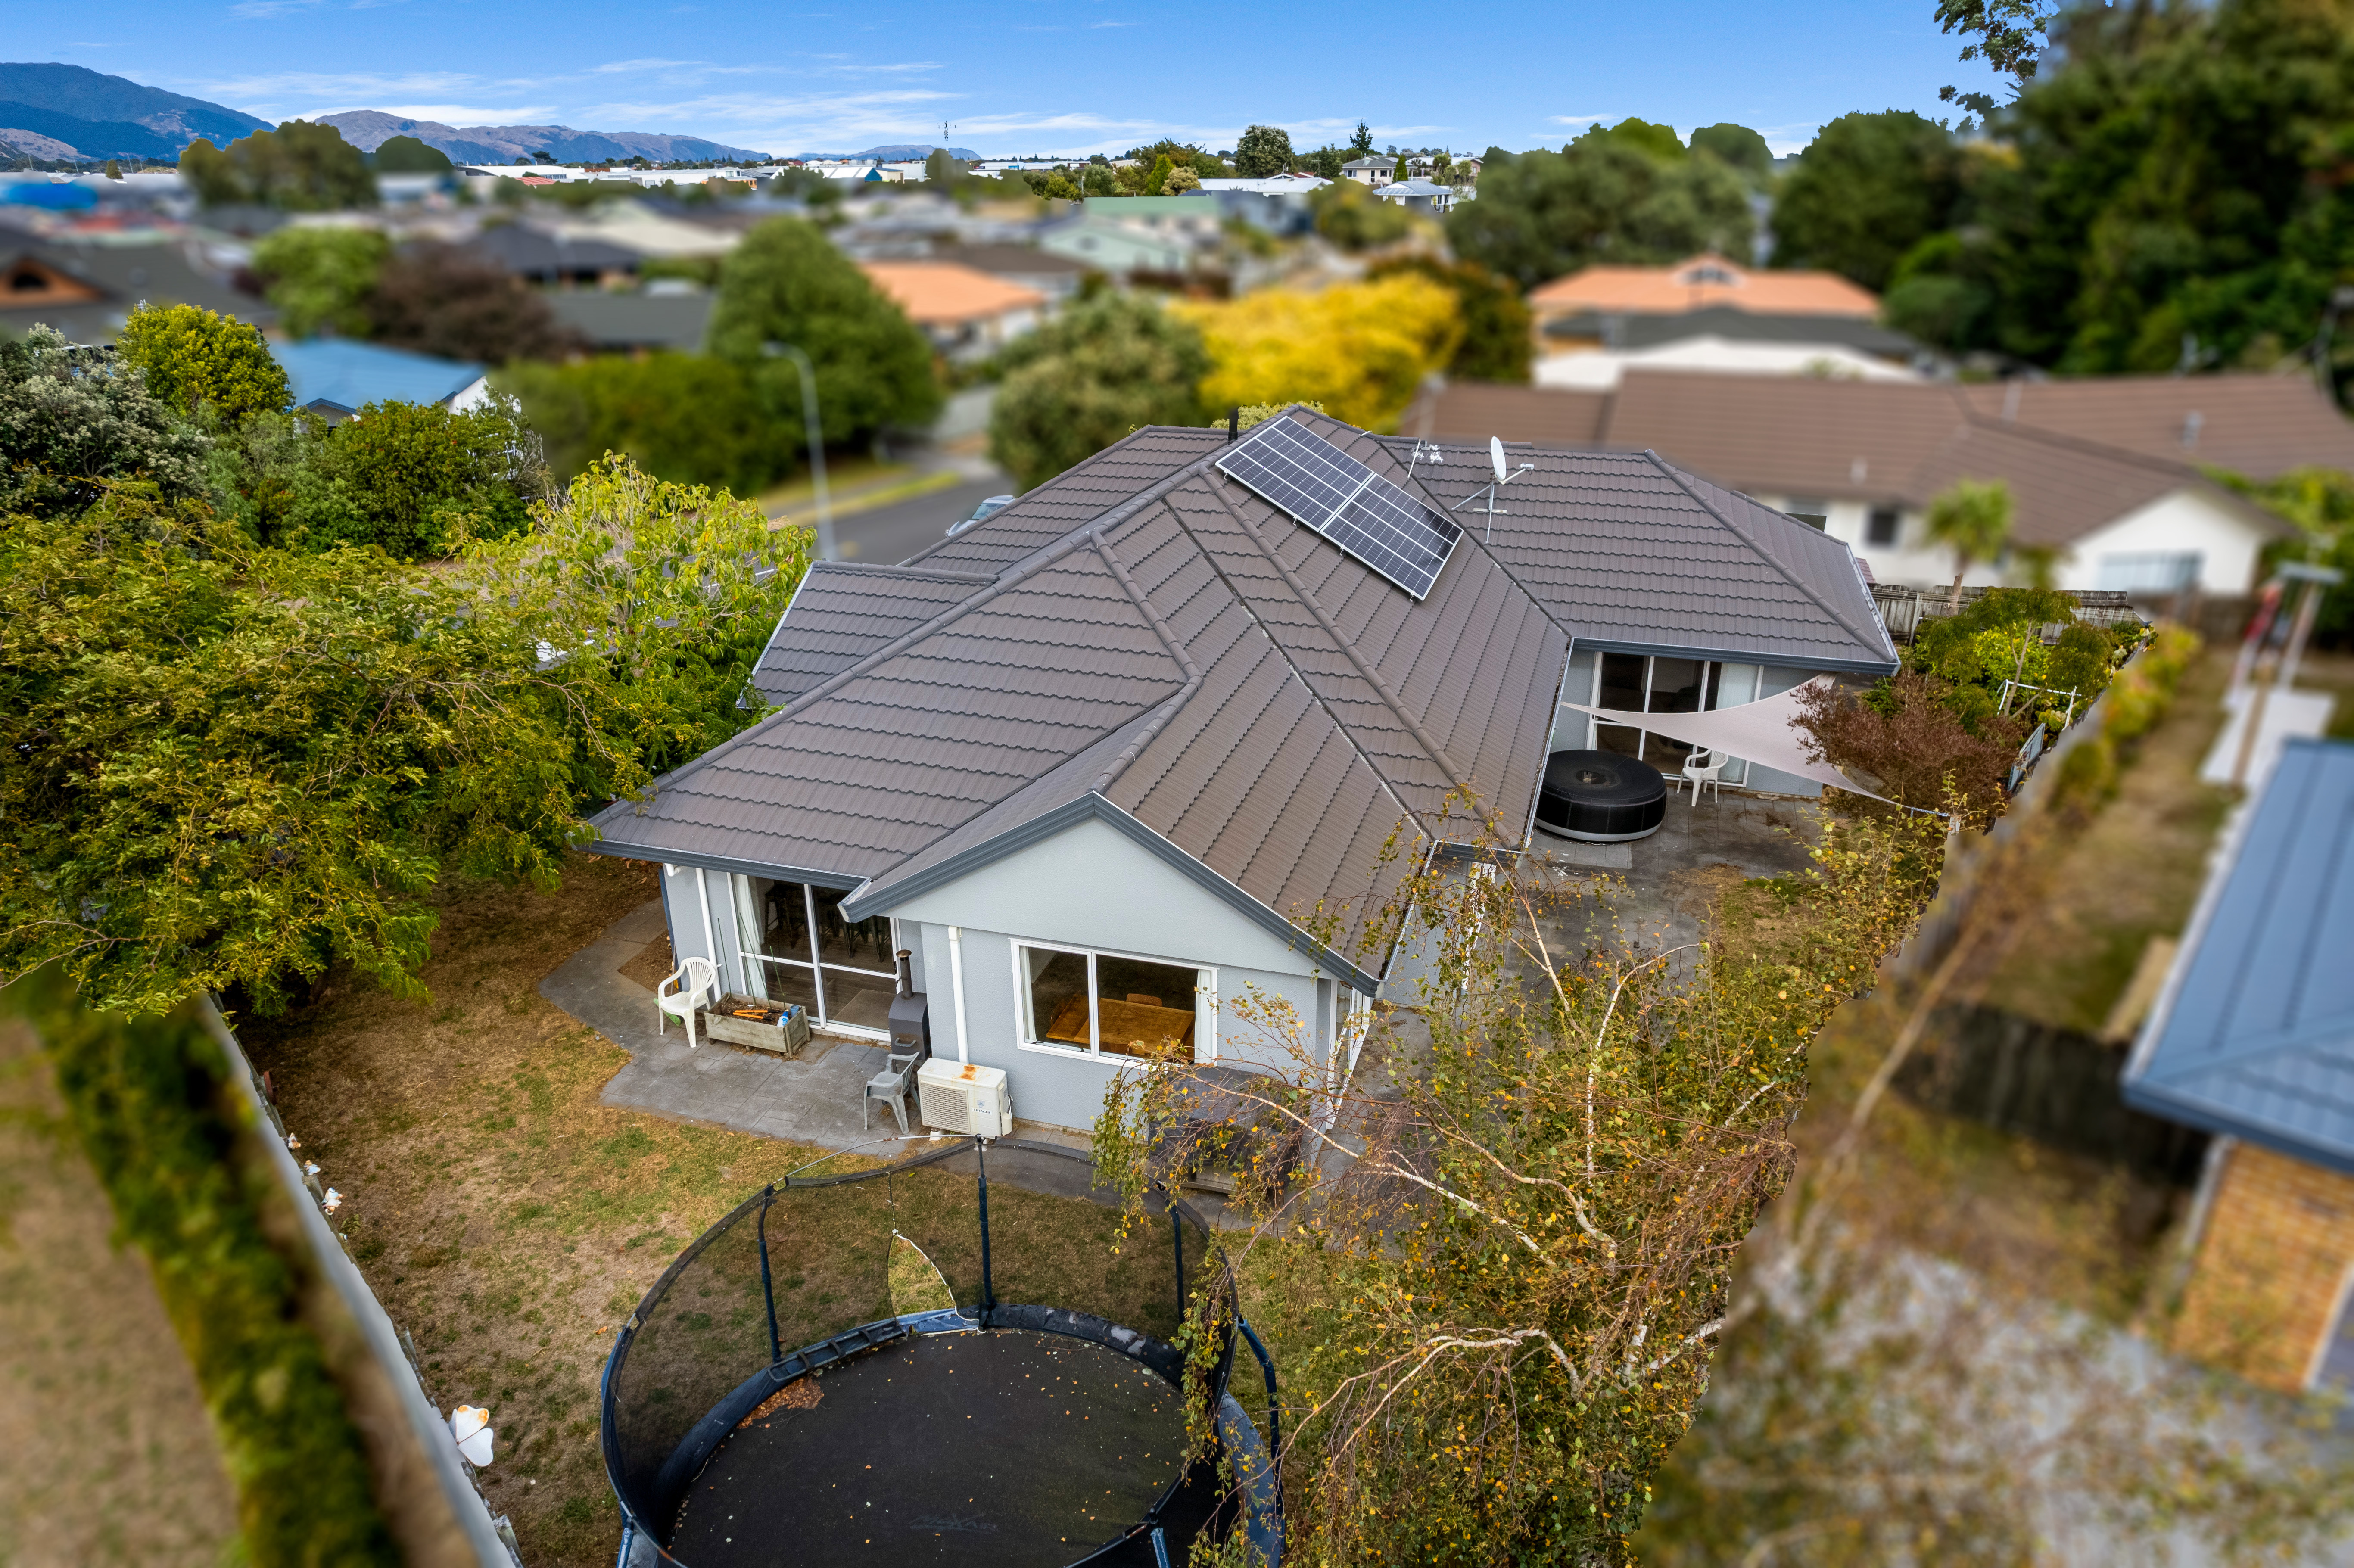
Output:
826 475 1012 566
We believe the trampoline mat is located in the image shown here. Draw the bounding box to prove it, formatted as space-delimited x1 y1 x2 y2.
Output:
669 1328 1192 1567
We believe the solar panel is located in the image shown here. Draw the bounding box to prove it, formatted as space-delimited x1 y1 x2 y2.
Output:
1215 417 1461 600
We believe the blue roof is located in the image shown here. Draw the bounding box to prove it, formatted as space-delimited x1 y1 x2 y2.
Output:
269 338 485 414
2124 737 2354 1171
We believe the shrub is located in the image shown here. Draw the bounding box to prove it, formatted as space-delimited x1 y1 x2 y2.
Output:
1177 273 1463 431
0 325 210 515
1310 178 1415 251
1797 669 2026 821
499 353 787 494
116 302 290 422
987 293 1211 490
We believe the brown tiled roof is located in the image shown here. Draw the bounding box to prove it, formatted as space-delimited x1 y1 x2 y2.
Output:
1952 373 2354 482
750 561 994 708
1404 370 2301 551
588 411 1568 982
1526 253 1879 320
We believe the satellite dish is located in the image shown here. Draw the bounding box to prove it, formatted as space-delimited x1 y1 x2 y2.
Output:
1490 436 1508 484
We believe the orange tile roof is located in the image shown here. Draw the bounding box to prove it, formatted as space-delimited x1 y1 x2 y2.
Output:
1526 253 1879 320
859 260 1046 326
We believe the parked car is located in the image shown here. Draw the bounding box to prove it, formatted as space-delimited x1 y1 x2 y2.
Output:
945 494 1014 536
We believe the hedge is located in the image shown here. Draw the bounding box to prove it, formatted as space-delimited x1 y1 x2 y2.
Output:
12 977 399 1568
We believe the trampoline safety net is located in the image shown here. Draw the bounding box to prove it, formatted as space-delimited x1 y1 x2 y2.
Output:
601 1139 1268 1567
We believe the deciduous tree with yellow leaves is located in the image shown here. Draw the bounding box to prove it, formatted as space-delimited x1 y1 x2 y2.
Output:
1174 274 1464 431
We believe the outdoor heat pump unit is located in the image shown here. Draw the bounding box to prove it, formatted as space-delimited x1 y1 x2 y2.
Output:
917 1059 1013 1137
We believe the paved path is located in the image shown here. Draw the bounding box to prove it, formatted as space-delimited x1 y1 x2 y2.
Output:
539 898 900 1152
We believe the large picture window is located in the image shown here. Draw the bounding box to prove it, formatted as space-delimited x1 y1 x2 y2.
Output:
732 875 897 1034
1016 943 1210 1061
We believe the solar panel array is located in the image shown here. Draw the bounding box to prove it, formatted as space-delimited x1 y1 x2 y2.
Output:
1214 417 1461 600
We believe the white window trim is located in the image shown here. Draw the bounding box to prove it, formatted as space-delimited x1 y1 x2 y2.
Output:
1008 937 1217 1064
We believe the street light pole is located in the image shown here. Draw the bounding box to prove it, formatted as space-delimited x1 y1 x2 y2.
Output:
764 341 834 560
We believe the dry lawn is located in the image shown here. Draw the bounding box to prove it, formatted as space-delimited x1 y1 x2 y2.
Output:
237 854 1189 1568
0 1023 241 1568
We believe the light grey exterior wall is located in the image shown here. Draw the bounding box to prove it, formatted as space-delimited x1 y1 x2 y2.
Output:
884 816 1332 1133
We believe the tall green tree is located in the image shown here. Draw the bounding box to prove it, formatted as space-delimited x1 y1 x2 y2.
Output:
1770 111 1962 292
366 241 583 366
1234 123 1296 178
1349 121 1375 156
1689 121 1775 185
371 134 453 173
1447 138 1753 289
250 226 391 340
499 353 785 495
705 217 941 445
0 463 808 1017
178 121 377 212
987 294 1210 490
1368 255 1533 383
115 303 290 423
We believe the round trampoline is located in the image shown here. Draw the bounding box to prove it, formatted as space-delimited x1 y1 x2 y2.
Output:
601 1139 1280 1568
1535 749 1668 842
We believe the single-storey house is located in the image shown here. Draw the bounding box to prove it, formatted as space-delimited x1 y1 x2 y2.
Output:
269 338 489 421
1405 370 2317 598
1526 254 1880 335
582 409 1895 1134
858 259 1047 364
0 230 278 344
2123 737 2354 1391
1373 177 1457 216
1340 156 1396 187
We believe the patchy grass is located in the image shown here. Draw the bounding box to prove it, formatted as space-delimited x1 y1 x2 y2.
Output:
0 1024 241 1566
238 854 1189 1567
1975 644 2236 1036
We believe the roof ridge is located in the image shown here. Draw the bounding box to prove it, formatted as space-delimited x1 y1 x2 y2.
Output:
1086 527 1202 793
1644 451 1891 658
1953 404 2230 485
891 426 1223 571
1146 485 1429 837
1203 459 1479 801
801 560 997 585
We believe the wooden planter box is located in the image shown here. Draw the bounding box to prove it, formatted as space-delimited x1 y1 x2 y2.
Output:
700 994 812 1056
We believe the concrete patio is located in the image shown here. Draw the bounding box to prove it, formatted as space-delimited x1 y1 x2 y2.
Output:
539 896 904 1152
1533 790 1824 959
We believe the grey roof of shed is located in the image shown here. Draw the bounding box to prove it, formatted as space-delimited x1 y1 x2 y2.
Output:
2123 738 2354 1173
1380 439 1899 673
588 409 1567 980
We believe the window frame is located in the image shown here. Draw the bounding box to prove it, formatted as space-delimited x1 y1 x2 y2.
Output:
1009 938 1216 1065
731 874 897 1039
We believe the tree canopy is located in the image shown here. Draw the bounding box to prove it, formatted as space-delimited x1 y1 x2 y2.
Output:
987 294 1211 490
1177 274 1463 430
1366 255 1532 383
498 352 785 495
1234 123 1296 178
1447 130 1753 289
1689 121 1775 184
366 241 584 365
705 217 941 444
371 134 453 173
1 327 210 516
178 121 377 212
250 226 392 340
1769 111 1963 293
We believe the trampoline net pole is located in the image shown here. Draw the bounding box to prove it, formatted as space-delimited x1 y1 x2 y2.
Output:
976 1139 996 1316
1171 1200 1184 1314
755 1185 781 1366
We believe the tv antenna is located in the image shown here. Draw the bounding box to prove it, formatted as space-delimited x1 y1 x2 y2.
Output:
1448 436 1535 541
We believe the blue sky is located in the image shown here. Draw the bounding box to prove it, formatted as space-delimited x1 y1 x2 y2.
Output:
26 1 2006 157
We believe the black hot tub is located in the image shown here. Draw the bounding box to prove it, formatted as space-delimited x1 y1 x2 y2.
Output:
1536 749 1667 842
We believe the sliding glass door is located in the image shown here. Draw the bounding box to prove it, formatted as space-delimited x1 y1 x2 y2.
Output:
1569 652 1750 783
733 876 897 1036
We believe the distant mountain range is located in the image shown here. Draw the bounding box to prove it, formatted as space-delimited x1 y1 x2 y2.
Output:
0 62 268 159
803 144 982 162
317 111 768 166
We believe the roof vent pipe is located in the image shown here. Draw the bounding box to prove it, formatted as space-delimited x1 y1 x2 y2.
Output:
895 948 914 998
1227 407 1239 442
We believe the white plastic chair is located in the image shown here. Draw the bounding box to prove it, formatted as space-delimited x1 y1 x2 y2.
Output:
655 957 720 1048
1679 748 1728 807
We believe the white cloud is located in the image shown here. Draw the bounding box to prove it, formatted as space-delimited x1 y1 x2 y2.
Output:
230 0 323 17
1547 113 1622 127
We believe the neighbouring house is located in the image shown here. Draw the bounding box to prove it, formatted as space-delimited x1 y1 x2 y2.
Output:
269 337 489 421
1403 371 2320 598
1373 177 1457 216
1541 301 1927 370
0 230 277 343
858 259 1047 363
579 408 1894 1132
1526 253 1881 337
544 283 714 353
2123 737 2354 1392
1532 334 1922 391
934 242 1093 302
456 223 643 287
1340 156 1396 187
1037 212 1202 280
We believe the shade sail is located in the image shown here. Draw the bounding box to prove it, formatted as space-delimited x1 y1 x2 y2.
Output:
1562 677 1911 809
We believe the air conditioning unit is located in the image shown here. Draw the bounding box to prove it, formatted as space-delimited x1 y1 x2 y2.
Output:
917 1059 1013 1137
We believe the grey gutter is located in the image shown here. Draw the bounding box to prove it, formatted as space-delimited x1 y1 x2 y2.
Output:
574 838 872 890
839 791 1387 996
1569 635 1899 678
